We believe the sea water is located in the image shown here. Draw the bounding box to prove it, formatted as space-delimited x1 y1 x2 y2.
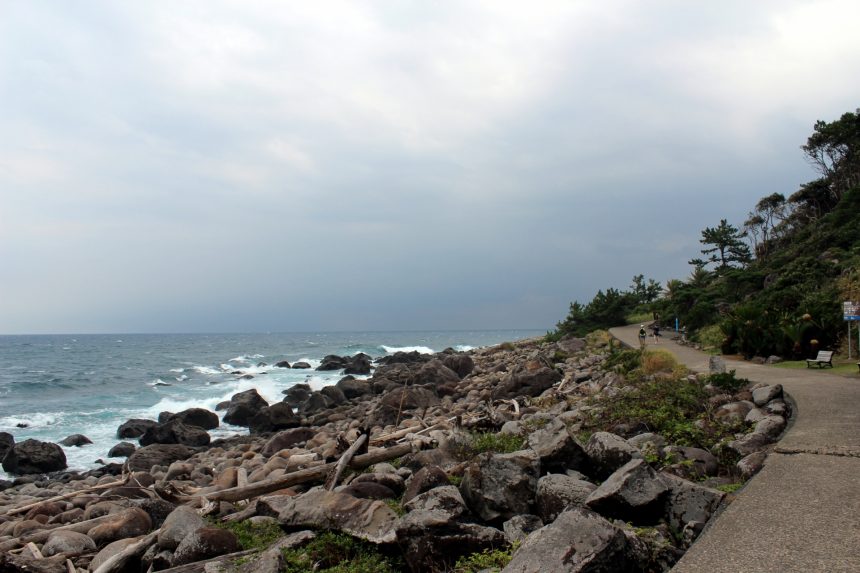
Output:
0 330 541 478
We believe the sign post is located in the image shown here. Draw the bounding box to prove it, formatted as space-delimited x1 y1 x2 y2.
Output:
844 302 860 359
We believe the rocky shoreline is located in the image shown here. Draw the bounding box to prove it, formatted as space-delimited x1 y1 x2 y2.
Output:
0 334 790 572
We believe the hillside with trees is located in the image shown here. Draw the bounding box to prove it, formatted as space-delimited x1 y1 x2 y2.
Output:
552 108 860 359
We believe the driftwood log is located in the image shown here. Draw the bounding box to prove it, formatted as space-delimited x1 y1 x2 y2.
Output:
5 476 130 516
197 440 421 503
91 529 160 573
325 434 367 490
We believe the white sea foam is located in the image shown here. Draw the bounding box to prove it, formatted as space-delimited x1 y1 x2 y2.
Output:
380 345 435 354
454 345 475 352
149 379 172 387
175 374 189 382
170 368 185 373
0 412 59 430
193 365 221 376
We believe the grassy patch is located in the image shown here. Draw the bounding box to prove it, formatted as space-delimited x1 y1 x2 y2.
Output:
716 482 744 494
281 531 402 573
453 543 517 573
772 359 860 376
214 519 284 551
453 431 526 459
384 498 406 517
641 349 682 376
587 375 743 452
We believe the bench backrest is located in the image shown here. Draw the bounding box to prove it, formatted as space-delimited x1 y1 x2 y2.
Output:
815 351 833 360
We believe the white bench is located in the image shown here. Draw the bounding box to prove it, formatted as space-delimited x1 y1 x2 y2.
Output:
806 351 834 368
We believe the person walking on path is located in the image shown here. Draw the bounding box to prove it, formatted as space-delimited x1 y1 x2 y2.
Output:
652 323 661 344
638 325 647 348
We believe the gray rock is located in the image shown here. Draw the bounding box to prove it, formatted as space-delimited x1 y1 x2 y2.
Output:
494 362 562 399
764 400 790 416
536 474 597 523
403 485 466 519
403 465 449 503
352 472 406 496
714 401 755 424
659 472 725 543
502 514 544 544
461 450 540 522
527 420 589 474
766 355 783 364
585 458 669 524
1 439 67 475
371 386 440 426
108 441 136 458
59 434 92 447
663 446 719 478
337 481 396 500
172 527 240 566
754 415 787 439
257 489 399 544
727 432 770 456
395 509 506 573
42 530 97 556
502 507 640 573
117 418 158 439
261 427 316 456
248 402 301 434
158 505 206 550
745 408 766 423
335 376 372 399
708 356 726 374
87 507 152 547
163 408 219 430
282 383 311 405
752 384 783 406
320 384 347 405
584 432 642 480
223 389 269 427
441 353 475 378
126 443 192 472
627 432 666 451
737 451 768 477
89 537 145 572
139 419 210 447
0 432 13 461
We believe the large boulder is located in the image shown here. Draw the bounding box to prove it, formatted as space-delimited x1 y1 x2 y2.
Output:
139 419 210 447
117 418 158 439
223 389 269 427
248 403 301 434
261 427 317 456
502 507 641 572
662 446 719 478
1 439 67 475
172 527 240 566
395 509 506 573
344 353 373 375
163 408 219 430
441 353 475 379
370 386 440 426
585 459 669 524
415 359 461 387
0 432 14 461
536 474 597 523
336 376 372 399
87 507 152 547
319 385 347 406
752 384 783 406
754 415 787 440
59 434 92 447
527 419 589 474
376 351 431 366
402 465 449 503
257 489 398 544
283 383 311 406
493 361 562 399
126 444 193 472
584 432 642 480
317 355 349 371
659 472 725 543
158 505 207 550
108 442 136 458
461 450 541 522
42 530 97 557
403 485 467 519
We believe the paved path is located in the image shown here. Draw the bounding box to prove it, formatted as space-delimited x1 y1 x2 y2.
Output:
610 324 860 573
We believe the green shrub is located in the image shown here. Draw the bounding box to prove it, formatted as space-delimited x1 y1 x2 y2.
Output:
695 324 725 350
215 519 283 551
716 482 744 494
707 370 750 393
453 544 517 573
468 432 525 455
604 348 643 374
281 531 402 573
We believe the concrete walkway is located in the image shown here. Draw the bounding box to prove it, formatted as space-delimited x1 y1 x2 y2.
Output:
610 324 860 573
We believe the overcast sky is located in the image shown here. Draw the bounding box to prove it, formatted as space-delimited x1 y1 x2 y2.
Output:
1 1 859 334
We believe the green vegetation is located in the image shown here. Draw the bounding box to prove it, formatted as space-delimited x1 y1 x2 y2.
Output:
585 351 748 453
453 543 517 573
466 431 526 455
384 498 406 517
551 108 860 360
716 482 744 494
772 359 859 376
706 371 750 393
214 519 283 551
281 531 402 573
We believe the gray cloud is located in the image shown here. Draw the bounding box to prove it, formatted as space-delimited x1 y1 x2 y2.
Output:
2 1 859 333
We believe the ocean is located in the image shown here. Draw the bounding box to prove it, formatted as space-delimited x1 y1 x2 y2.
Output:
0 330 542 478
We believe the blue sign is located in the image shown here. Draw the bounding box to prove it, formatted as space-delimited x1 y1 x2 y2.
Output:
844 301 860 321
